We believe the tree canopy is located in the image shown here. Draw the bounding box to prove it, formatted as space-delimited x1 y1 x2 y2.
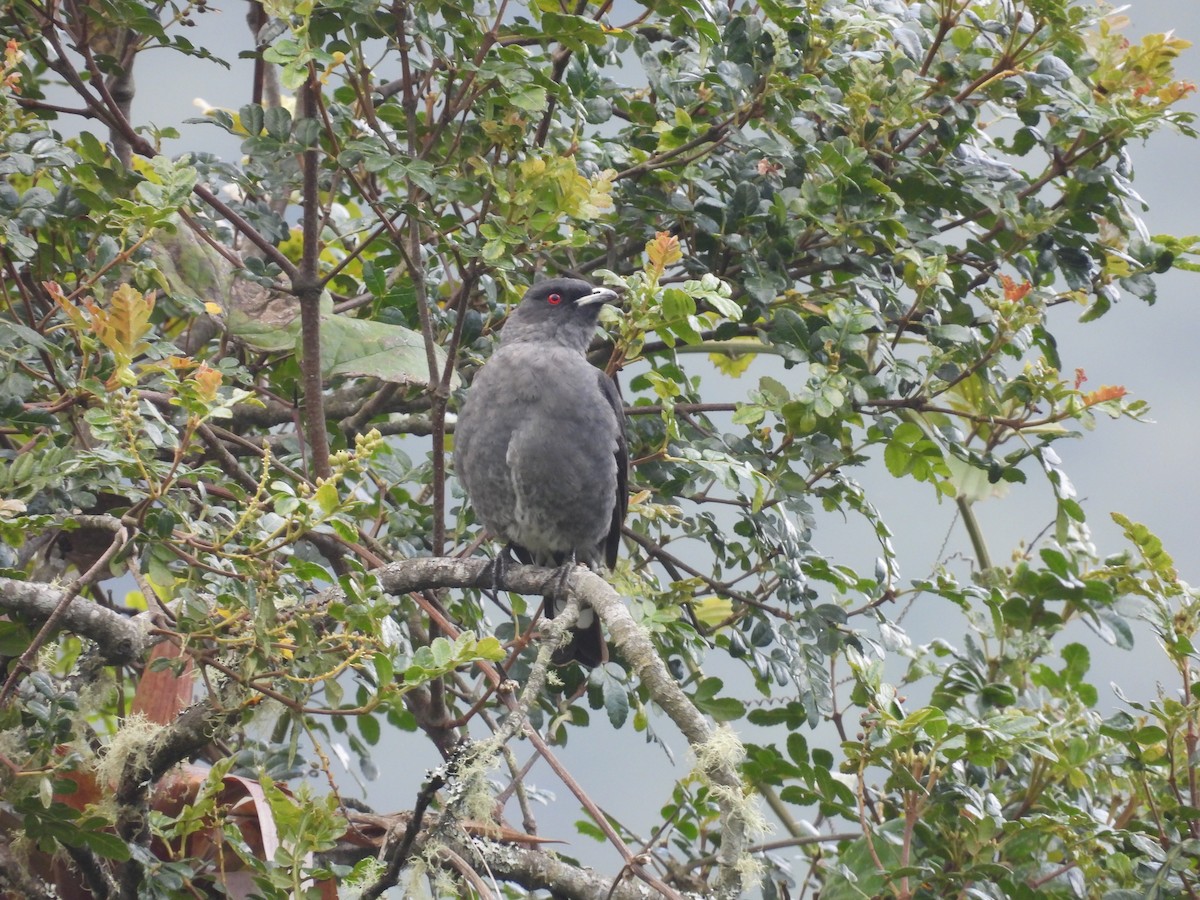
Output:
0 0 1198 896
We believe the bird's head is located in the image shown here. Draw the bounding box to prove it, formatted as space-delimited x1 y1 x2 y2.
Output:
501 278 619 353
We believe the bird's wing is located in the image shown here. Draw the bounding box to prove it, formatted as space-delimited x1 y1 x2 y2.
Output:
454 359 521 546
598 369 628 569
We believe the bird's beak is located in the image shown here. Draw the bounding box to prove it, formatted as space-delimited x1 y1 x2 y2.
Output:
576 287 620 307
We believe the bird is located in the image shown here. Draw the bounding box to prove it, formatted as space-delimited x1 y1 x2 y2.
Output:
455 277 627 667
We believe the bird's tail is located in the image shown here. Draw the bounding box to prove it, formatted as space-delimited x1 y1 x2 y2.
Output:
551 611 607 667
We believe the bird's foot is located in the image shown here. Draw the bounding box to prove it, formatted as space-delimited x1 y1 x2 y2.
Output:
489 547 513 592
479 545 516 609
549 553 578 608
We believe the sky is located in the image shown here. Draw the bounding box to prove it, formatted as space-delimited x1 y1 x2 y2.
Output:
42 0 1200 887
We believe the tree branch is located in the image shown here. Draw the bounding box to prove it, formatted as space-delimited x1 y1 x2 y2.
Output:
328 808 660 900
373 556 762 898
113 696 242 899
0 517 135 705
295 70 332 480
0 576 153 666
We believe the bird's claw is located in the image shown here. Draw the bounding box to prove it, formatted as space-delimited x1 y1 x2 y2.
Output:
489 548 511 592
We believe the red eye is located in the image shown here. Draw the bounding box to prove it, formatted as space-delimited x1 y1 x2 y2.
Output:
547 293 562 305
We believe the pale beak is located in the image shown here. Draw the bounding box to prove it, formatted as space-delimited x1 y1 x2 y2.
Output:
576 287 620 307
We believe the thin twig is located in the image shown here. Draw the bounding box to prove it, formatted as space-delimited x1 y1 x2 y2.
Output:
0 520 130 706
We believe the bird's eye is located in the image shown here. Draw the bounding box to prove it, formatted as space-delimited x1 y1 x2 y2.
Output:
547 293 563 305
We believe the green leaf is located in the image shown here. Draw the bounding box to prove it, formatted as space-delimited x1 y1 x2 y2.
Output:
575 819 607 841
226 297 302 352
473 637 506 661
690 677 746 722
509 85 548 112
884 439 912 477
239 103 265 137
358 714 381 745
602 678 629 728
263 105 293 141
660 288 697 323
1134 725 1167 745
79 829 132 861
319 314 457 388
314 481 340 515
372 652 394 685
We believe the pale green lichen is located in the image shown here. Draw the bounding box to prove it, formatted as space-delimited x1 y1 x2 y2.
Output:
694 724 771 894
0 726 28 772
735 845 767 887
695 722 748 773
460 755 499 825
400 855 433 897
93 713 165 790
338 857 386 899
402 847 461 898
75 677 120 737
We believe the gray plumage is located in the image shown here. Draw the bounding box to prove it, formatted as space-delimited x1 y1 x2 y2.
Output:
455 278 627 666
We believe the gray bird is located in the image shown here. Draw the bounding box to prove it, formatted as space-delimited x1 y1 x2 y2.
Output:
455 278 627 666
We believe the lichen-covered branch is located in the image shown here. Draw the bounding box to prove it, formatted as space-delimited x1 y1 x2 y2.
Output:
328 809 662 900
442 829 664 900
112 698 242 899
373 556 762 897
0 576 153 665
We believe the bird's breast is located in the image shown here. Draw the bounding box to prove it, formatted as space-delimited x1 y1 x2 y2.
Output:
456 343 620 562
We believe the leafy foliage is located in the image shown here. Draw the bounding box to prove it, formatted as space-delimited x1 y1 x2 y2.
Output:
0 0 1197 896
